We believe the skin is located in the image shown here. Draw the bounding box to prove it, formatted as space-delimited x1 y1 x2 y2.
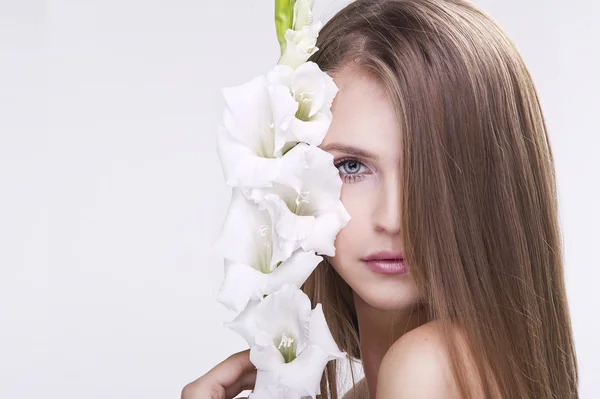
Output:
321 66 432 399
181 349 256 399
182 66 455 399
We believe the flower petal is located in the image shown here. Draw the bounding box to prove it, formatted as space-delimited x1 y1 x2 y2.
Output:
250 343 285 371
257 193 316 264
256 145 342 213
271 194 316 241
238 290 345 399
249 146 349 259
289 112 331 146
267 64 294 87
300 146 342 210
277 23 321 69
292 0 315 31
217 126 279 188
222 75 274 156
239 142 310 201
263 250 322 296
260 306 345 398
250 346 328 399
229 285 313 353
253 285 312 352
275 344 330 399
218 128 310 193
225 299 261 346
308 304 345 359
217 249 322 314
271 234 300 273
271 143 310 194
214 188 273 267
301 200 351 256
248 307 346 399
268 84 299 157
250 374 302 399
217 260 267 313
291 62 327 117
268 62 338 147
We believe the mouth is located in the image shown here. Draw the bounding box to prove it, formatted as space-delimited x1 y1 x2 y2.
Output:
363 250 404 261
362 251 407 275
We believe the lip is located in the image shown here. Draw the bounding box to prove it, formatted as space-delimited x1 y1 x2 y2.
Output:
363 250 404 261
362 251 407 275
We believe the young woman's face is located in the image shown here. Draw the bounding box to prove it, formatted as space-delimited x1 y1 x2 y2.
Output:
321 67 421 311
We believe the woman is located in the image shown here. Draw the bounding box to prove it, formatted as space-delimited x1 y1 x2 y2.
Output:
184 0 579 397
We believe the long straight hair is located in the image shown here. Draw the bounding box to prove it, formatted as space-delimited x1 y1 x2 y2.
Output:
301 0 579 398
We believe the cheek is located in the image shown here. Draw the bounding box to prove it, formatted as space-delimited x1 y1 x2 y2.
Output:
338 183 374 234
331 219 354 266
339 182 374 219
332 184 372 262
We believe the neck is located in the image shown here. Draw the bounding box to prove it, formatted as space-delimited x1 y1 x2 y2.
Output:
353 292 429 399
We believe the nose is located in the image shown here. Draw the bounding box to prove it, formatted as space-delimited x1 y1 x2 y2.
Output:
373 175 401 234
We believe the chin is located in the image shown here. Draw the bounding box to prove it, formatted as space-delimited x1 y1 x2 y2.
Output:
329 255 423 311
352 278 421 311
333 261 421 311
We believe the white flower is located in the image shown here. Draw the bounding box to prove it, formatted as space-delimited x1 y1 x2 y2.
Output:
226 285 345 399
249 144 351 259
218 61 338 195
292 0 315 31
277 21 323 69
268 62 339 147
218 73 309 192
214 188 323 313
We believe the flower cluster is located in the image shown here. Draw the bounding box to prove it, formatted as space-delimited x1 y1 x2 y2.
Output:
214 1 350 398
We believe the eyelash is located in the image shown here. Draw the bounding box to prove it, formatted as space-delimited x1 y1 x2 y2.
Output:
333 158 371 184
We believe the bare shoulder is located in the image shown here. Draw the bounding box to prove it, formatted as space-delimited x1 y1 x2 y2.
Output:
376 321 478 399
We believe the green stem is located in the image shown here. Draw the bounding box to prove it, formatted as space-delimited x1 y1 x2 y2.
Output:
275 0 297 56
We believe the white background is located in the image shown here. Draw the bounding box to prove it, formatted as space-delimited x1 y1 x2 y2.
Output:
0 0 598 398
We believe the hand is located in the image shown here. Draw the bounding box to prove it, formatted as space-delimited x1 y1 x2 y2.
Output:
181 349 257 399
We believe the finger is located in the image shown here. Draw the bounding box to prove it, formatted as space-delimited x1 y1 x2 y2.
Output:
224 368 257 399
209 349 255 388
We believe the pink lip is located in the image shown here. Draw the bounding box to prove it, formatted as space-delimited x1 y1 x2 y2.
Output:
362 251 407 275
363 250 404 261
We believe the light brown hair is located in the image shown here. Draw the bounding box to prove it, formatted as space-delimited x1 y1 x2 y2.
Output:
301 0 579 397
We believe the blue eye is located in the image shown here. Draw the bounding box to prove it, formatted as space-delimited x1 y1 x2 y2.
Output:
334 159 370 183
335 159 364 174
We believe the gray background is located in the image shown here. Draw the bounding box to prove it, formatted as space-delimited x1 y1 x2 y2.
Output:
0 0 598 397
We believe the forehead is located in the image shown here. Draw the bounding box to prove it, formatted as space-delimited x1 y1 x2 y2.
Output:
322 67 402 157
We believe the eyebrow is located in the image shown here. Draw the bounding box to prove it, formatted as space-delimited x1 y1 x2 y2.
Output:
320 143 379 160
